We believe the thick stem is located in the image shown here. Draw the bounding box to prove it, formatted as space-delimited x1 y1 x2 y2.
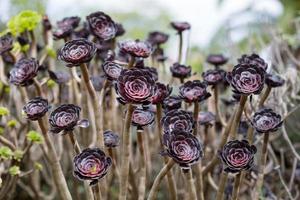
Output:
231 172 242 200
137 129 146 200
29 31 37 58
215 173 228 200
178 32 183 63
33 78 43 97
79 63 104 149
254 133 270 200
119 104 134 200
156 103 177 200
214 85 225 126
37 118 72 200
258 86 271 108
184 169 197 200
193 102 200 136
147 159 175 200
67 132 81 154
128 56 135 69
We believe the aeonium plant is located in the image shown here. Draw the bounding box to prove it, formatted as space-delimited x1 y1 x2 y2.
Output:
219 140 257 173
118 39 152 58
0 33 13 55
131 108 155 130
202 69 226 86
73 148 112 185
161 130 203 169
162 109 194 134
179 80 211 103
103 130 120 148
206 54 228 68
49 104 89 134
151 82 172 105
23 97 50 121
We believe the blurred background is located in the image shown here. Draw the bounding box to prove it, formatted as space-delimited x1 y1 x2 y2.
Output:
1 0 300 134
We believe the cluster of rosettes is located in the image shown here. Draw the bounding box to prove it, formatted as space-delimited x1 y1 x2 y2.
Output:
219 140 257 173
73 148 112 185
179 80 211 103
131 108 155 129
118 40 152 58
202 69 226 85
251 108 283 134
161 130 203 169
23 97 50 120
58 38 96 67
9 58 39 86
115 68 156 105
86 11 117 41
49 104 85 133
162 109 194 134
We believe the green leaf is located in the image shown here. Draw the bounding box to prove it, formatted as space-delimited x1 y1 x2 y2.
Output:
7 120 18 128
7 10 42 36
26 130 44 144
0 107 9 116
9 166 20 176
34 162 43 171
13 150 24 162
0 127 4 135
0 146 13 160
47 79 56 88
46 46 57 58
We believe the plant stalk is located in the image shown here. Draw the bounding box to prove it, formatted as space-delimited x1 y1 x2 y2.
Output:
137 129 146 200
184 169 197 200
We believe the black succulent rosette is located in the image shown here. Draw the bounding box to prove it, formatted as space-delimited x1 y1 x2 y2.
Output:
142 66 158 82
226 63 266 95
103 130 120 148
115 23 125 37
170 63 191 80
206 54 228 67
73 26 90 39
251 108 283 134
219 140 257 173
202 69 226 85
162 95 182 110
118 40 152 58
161 130 203 169
0 33 13 55
115 68 155 105
179 80 211 103
162 109 194 134
238 54 268 71
73 148 112 185
48 70 71 84
57 16 81 29
49 104 88 134
58 39 96 67
265 73 285 88
170 22 191 32
9 58 39 86
102 61 123 81
151 82 172 104
23 97 50 121
147 31 169 46
86 11 117 41
53 27 73 40
131 108 155 129
198 111 215 126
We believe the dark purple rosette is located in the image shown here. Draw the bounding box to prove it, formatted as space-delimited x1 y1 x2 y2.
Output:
179 80 211 103
170 22 191 32
53 27 73 40
57 16 81 29
9 58 39 86
115 23 125 37
238 53 268 71
58 39 96 67
48 70 71 84
170 63 191 80
251 108 283 134
202 69 226 85
86 11 117 41
115 68 156 105
49 104 87 134
226 63 266 95
151 82 172 104
103 130 120 148
162 109 194 134
161 130 203 169
131 108 155 129
73 148 112 185
206 54 228 67
142 66 158 81
102 61 122 81
219 140 257 173
0 33 13 55
162 95 182 110
265 73 285 88
118 40 152 58
147 31 169 46
198 111 215 126
23 97 50 121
